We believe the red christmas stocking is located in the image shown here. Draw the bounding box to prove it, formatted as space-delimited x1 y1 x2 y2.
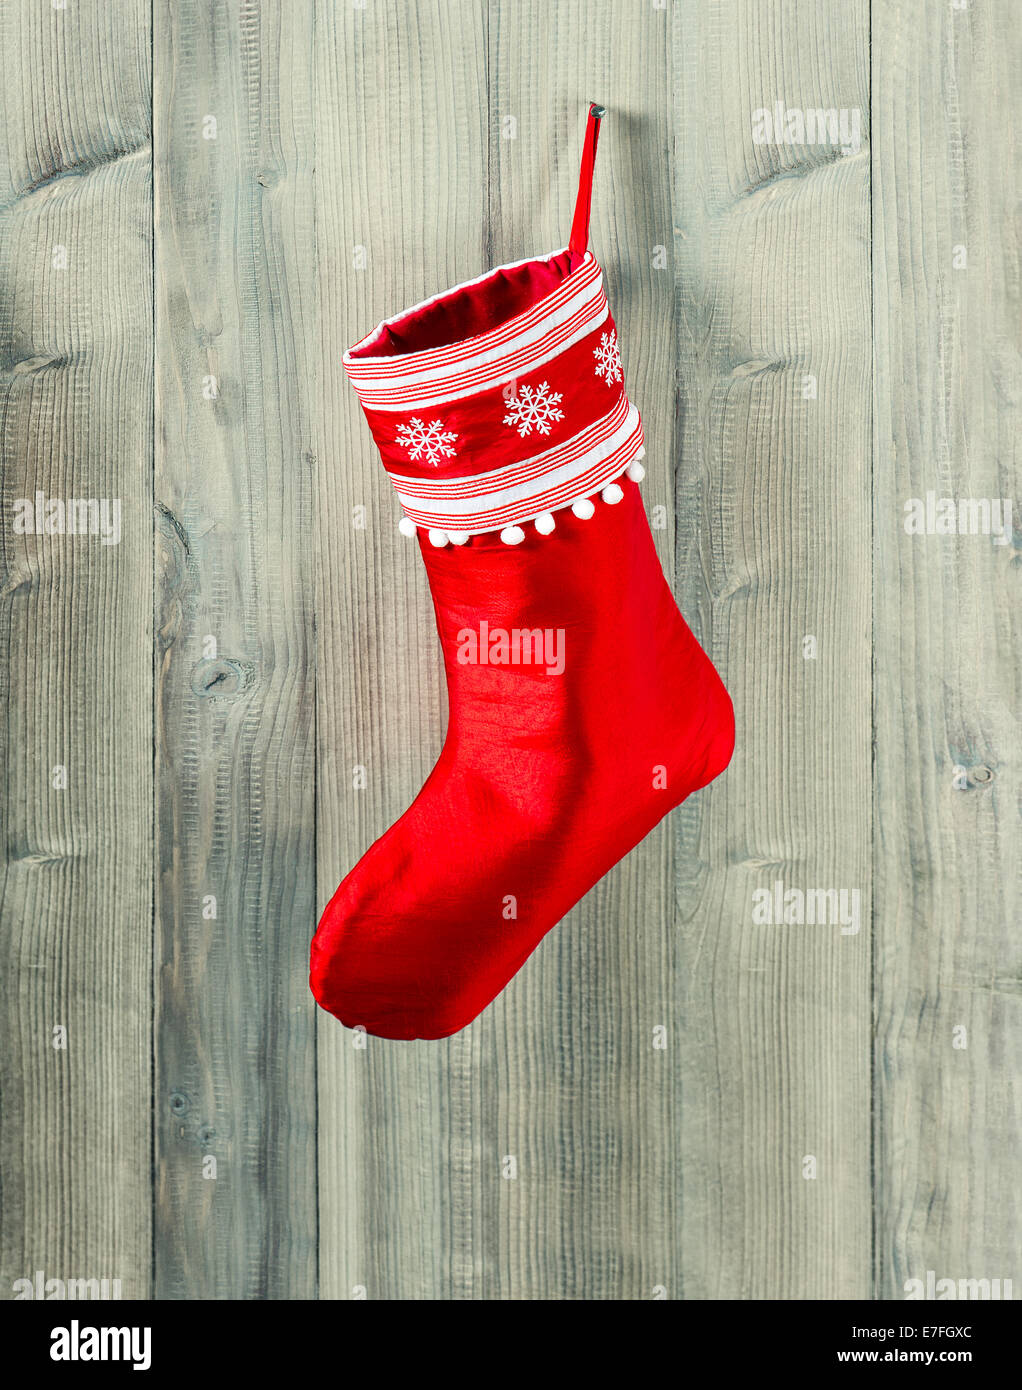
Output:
312 105 734 1039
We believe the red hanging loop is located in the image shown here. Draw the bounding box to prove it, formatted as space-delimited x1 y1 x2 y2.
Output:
568 102 605 257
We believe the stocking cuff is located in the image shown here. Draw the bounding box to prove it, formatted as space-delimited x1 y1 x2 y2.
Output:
342 107 647 544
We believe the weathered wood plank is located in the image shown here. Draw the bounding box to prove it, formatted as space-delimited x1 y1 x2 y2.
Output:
0 0 153 1298
3 0 1015 1307
670 0 873 1296
482 0 679 1300
314 0 490 1302
872 0 1022 1300
152 0 317 1298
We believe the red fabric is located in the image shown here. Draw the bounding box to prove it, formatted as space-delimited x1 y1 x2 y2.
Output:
364 313 622 479
311 481 735 1039
569 105 602 255
350 249 583 359
343 248 613 519
312 105 734 1038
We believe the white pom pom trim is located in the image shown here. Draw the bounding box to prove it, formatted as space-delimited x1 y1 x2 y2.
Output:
411 469 643 547
635 446 646 460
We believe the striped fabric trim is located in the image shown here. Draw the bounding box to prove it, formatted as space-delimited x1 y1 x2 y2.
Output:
345 254 607 411
392 404 643 534
388 394 630 499
346 248 597 376
354 294 608 411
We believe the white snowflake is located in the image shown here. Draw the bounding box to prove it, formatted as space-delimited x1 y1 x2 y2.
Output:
394 417 459 467
593 330 623 385
502 382 565 438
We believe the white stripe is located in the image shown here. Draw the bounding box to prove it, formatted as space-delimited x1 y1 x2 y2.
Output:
358 301 609 412
393 404 640 519
350 271 602 390
349 280 605 396
387 396 628 496
400 446 639 531
346 245 587 367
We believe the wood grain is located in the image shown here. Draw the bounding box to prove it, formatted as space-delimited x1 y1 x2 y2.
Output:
313 0 491 1302
0 0 153 1298
669 0 873 1297
152 0 317 1299
0 0 1017 1305
872 0 1022 1300
483 0 681 1301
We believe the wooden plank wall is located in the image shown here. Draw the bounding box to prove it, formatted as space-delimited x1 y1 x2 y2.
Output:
0 0 154 1298
872 0 1021 1299
0 0 1017 1302
314 0 493 1302
670 0 872 1299
152 0 318 1298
